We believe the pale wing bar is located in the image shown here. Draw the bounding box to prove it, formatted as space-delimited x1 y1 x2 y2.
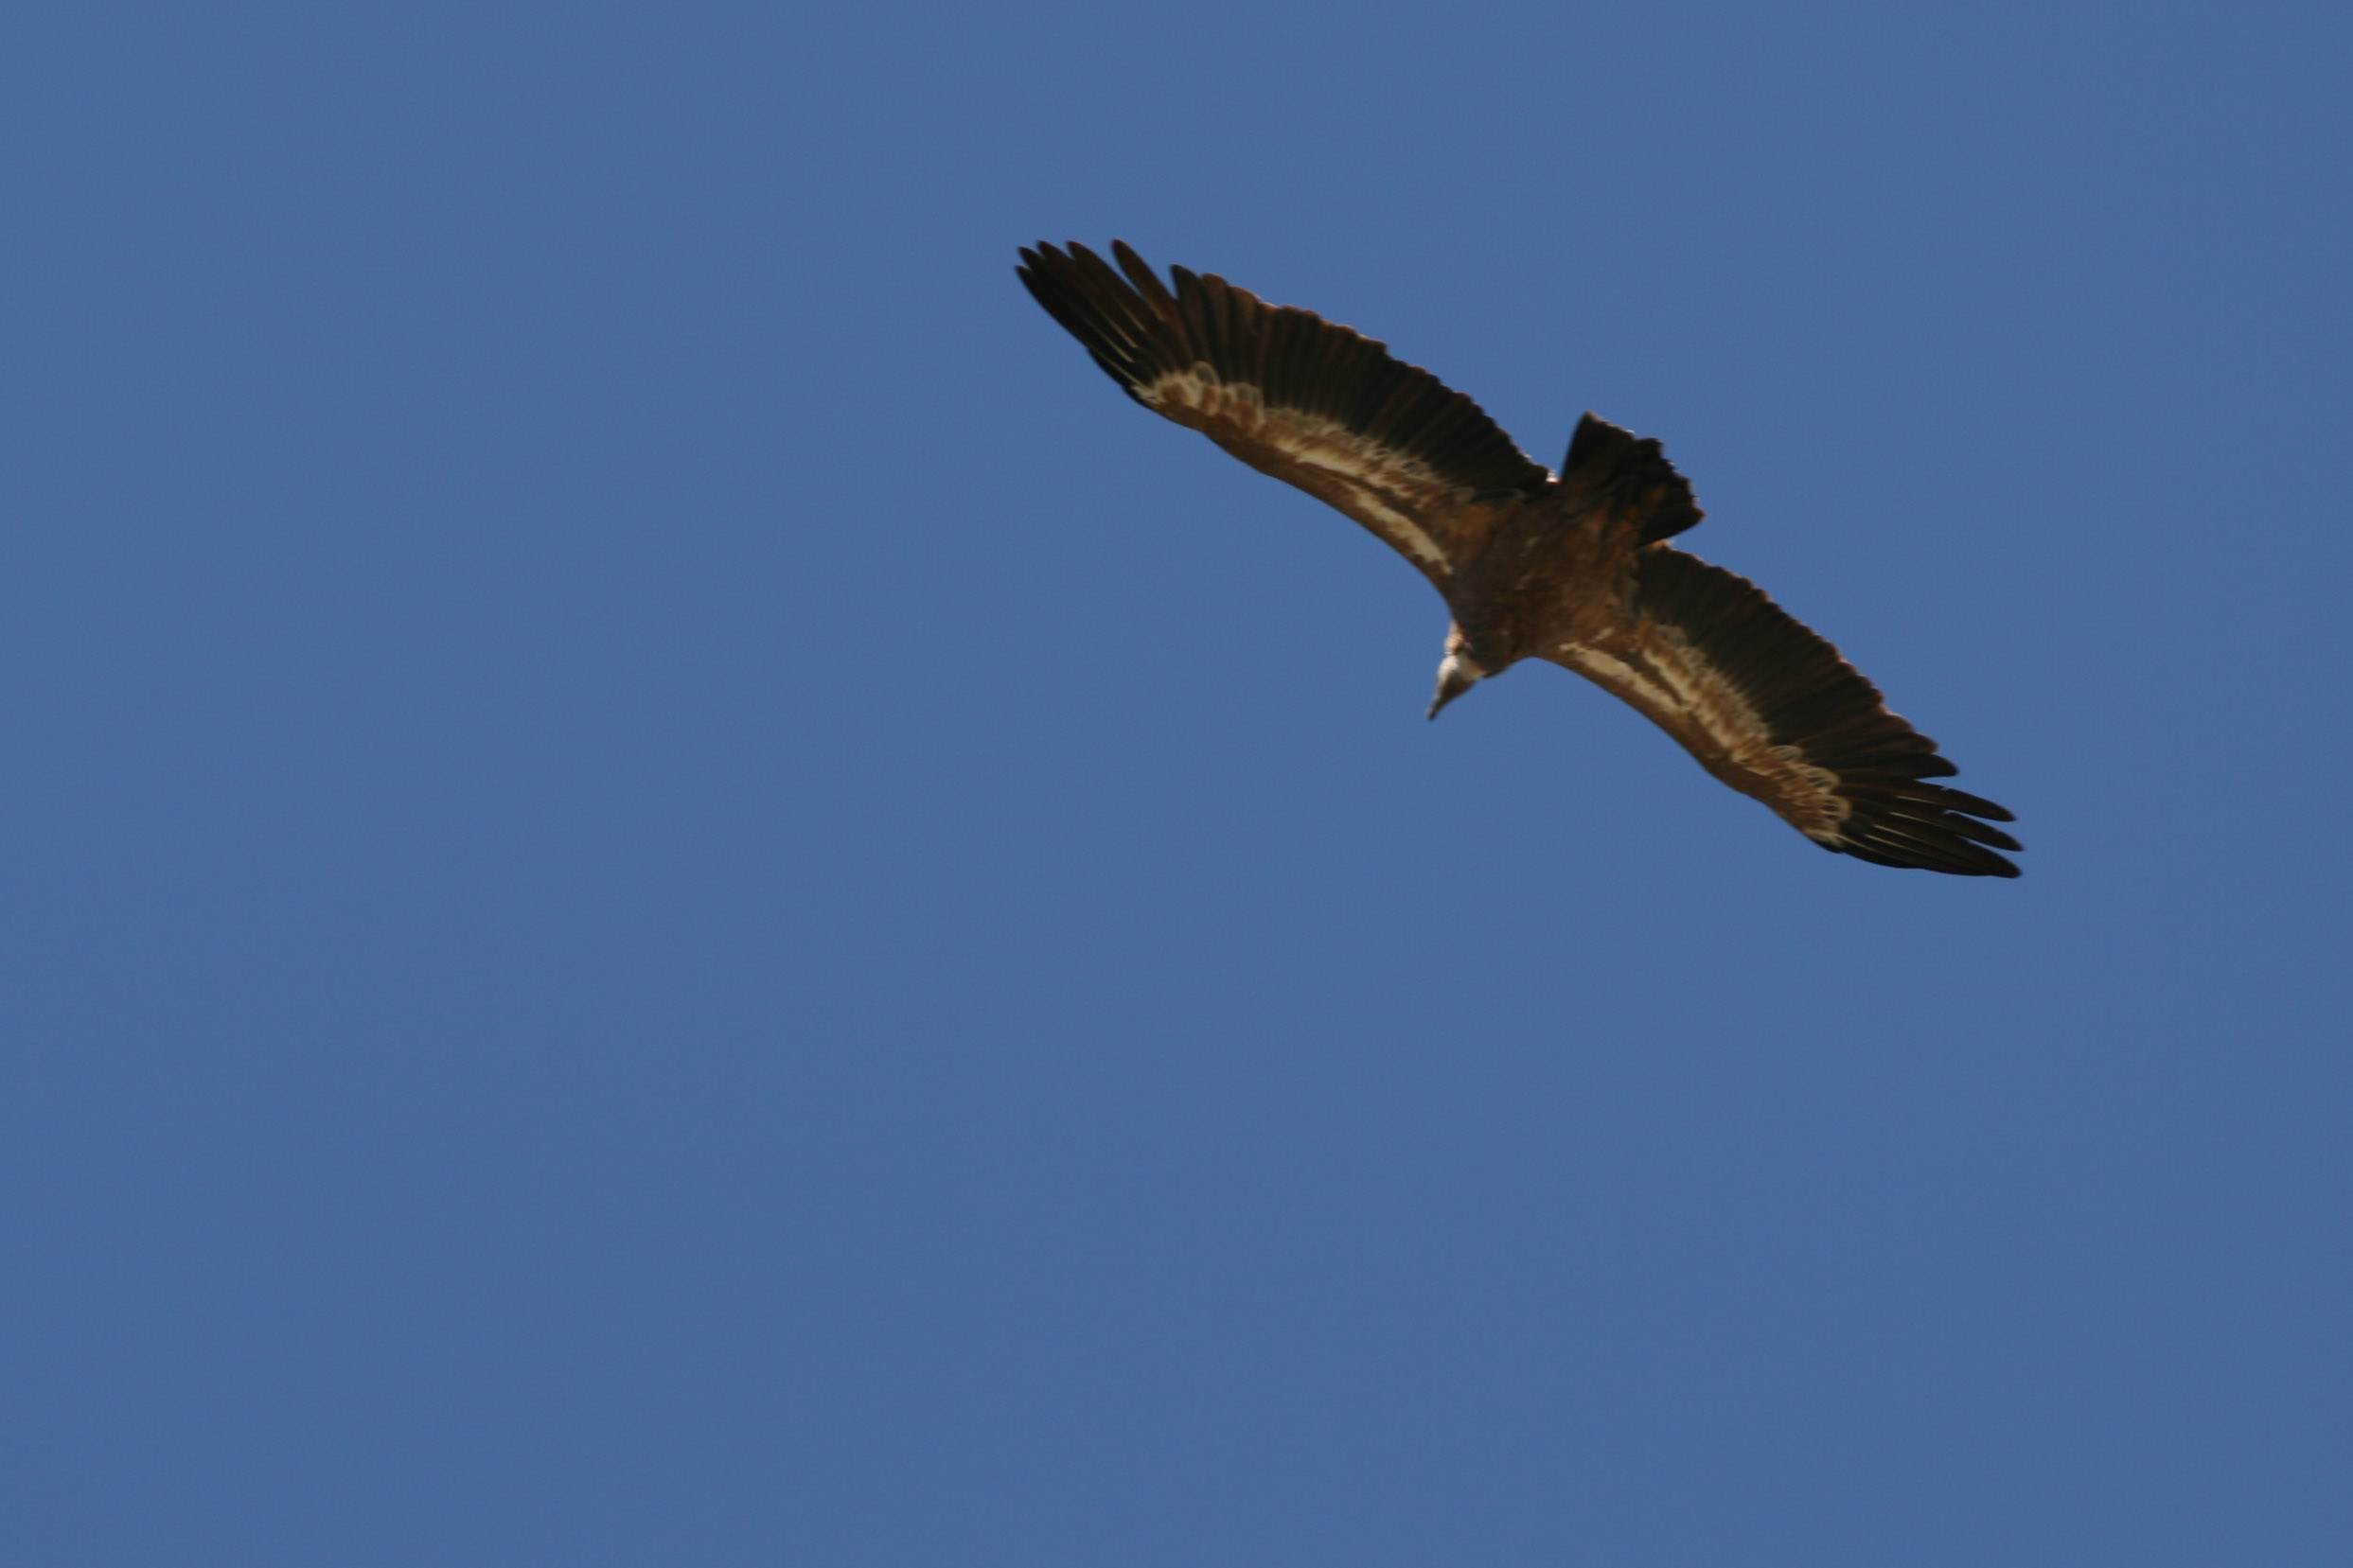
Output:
1017 241 1552 580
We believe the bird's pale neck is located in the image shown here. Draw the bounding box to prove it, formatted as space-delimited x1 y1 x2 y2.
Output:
1428 625 1494 718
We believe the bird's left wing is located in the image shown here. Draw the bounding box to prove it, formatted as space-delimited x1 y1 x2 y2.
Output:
1543 545 2022 876
1018 241 1553 588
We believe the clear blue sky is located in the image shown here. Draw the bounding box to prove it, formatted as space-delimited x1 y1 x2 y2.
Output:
4 3 2347 1563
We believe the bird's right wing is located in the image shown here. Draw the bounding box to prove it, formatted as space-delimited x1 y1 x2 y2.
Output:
1018 241 1553 589
1544 545 2022 876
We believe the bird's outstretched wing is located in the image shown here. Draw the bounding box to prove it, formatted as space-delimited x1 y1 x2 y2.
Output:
1545 545 2022 876
1017 240 1552 587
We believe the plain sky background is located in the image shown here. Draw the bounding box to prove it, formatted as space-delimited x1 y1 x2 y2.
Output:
4 2 2348 1563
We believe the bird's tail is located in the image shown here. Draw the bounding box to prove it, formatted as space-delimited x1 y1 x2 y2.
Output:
1560 413 1703 544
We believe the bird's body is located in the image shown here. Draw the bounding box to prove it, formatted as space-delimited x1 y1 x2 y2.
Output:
1017 240 2021 876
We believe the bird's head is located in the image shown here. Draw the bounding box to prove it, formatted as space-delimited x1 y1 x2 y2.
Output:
1427 627 1493 719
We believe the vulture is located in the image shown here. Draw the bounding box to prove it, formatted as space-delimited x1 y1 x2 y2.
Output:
1017 241 2021 877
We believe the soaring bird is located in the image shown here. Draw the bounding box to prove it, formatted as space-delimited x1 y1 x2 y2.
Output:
1017 241 2021 876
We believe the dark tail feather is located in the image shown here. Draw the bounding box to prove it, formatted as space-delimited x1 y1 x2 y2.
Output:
1563 413 1704 544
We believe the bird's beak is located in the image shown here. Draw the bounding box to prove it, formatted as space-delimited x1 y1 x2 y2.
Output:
1428 658 1480 720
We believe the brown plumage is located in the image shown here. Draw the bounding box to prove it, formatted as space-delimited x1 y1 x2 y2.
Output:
1017 240 2021 876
